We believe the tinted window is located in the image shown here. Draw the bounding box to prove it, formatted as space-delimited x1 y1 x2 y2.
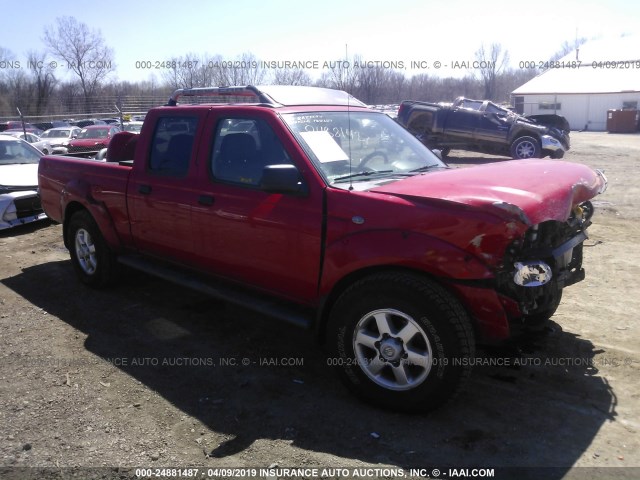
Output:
149 116 198 176
211 118 291 187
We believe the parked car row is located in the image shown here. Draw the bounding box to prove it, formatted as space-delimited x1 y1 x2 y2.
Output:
1 114 147 134
0 125 123 157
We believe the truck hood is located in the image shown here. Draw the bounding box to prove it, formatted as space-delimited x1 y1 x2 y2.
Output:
0 163 39 189
526 114 571 132
370 160 606 225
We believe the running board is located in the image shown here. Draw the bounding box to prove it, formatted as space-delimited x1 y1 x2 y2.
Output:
118 255 314 329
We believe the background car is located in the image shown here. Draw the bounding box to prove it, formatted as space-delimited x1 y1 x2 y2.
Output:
71 118 107 128
2 130 53 154
40 126 82 154
0 122 44 136
33 120 72 131
122 121 143 133
67 125 121 155
0 134 47 230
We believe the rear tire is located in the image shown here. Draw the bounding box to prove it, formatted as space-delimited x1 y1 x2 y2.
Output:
327 272 475 412
67 210 118 287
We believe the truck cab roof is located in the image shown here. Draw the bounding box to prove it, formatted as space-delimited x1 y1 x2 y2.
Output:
166 85 368 108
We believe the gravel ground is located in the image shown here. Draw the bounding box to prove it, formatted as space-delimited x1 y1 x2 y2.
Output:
0 132 638 480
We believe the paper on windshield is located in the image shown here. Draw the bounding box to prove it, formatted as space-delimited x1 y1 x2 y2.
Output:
299 131 349 163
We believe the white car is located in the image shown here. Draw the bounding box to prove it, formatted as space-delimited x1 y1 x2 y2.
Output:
2 130 54 155
39 126 82 154
0 135 47 230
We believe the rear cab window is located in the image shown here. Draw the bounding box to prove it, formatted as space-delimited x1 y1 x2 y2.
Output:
148 116 199 176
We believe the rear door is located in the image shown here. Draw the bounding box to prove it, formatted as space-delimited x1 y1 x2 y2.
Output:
191 110 325 303
127 111 207 265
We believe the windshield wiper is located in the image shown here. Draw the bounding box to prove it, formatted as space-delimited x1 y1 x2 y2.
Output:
333 170 393 183
408 164 447 173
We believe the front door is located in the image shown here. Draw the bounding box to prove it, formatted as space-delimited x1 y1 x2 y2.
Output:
191 113 324 303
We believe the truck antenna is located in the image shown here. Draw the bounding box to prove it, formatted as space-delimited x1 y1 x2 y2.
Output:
346 44 353 191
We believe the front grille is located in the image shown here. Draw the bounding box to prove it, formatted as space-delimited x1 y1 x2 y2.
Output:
67 144 105 153
14 195 43 219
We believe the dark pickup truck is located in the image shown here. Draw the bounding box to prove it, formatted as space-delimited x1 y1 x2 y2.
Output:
38 85 606 412
397 97 571 159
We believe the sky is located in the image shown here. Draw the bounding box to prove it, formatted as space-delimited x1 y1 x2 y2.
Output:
1 0 638 84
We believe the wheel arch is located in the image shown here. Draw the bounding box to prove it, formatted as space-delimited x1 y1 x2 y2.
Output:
316 265 478 344
62 201 88 249
62 200 121 252
508 125 543 145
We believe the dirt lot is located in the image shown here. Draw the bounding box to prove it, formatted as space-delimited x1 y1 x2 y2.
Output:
1 132 639 480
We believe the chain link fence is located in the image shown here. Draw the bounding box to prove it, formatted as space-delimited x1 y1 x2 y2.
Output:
0 94 171 123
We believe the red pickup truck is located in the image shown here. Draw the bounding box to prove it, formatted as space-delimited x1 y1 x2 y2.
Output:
38 85 607 412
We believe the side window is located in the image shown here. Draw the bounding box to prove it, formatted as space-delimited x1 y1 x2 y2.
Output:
149 116 198 176
211 118 291 187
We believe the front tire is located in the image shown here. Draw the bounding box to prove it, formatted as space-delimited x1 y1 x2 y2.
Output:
327 272 475 412
511 136 541 159
67 210 118 287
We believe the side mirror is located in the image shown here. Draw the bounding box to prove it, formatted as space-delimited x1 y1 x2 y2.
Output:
260 164 306 195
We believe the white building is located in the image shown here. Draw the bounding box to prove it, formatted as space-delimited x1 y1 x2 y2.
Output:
512 35 640 131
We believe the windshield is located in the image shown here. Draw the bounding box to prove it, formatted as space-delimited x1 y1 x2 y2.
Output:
42 129 70 138
0 138 41 164
282 111 445 186
77 128 109 139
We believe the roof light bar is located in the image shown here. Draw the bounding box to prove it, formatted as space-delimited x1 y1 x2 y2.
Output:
167 85 274 106
166 85 367 108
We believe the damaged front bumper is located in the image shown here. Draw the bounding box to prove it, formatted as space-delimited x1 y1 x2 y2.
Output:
541 134 567 156
498 201 594 316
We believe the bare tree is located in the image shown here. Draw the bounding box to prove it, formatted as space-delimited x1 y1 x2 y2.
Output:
474 43 510 100
355 61 392 104
271 68 312 86
162 53 205 90
0 47 31 115
318 56 358 93
385 71 408 104
218 53 265 86
27 50 57 115
43 16 115 112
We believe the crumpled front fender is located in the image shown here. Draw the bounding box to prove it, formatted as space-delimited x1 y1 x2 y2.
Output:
320 229 495 294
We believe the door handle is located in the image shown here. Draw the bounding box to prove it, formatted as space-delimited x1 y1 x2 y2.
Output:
198 195 214 206
138 184 152 194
